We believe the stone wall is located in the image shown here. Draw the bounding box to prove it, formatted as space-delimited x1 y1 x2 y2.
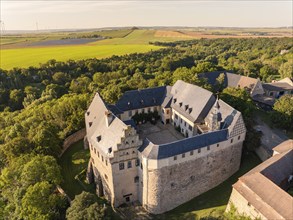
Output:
145 142 243 214
60 128 86 157
226 189 265 220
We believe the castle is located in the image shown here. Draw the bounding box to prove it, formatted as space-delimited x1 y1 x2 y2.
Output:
85 80 246 214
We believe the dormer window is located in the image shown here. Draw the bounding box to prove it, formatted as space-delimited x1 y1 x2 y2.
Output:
108 147 112 153
87 111 90 116
189 108 192 114
89 122 93 127
179 102 183 107
173 98 177 103
97 135 101 142
185 105 189 111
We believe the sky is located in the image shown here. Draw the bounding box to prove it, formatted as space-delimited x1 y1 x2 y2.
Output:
1 0 292 30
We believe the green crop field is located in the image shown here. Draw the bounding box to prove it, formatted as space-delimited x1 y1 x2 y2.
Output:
0 29 187 70
0 44 160 70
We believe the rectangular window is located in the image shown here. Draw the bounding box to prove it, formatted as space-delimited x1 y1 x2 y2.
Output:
94 148 96 154
184 121 187 126
128 161 132 168
189 125 192 131
207 146 210 151
180 118 183 123
238 135 241 140
105 160 108 166
231 139 233 143
140 163 143 170
166 109 170 114
142 109 145 113
97 151 100 158
174 155 177 160
182 153 185 158
190 150 194 156
102 156 104 162
119 162 124 170
135 159 140 167
175 114 178 119
104 174 108 181
134 176 139 183
198 148 201 153
217 144 219 147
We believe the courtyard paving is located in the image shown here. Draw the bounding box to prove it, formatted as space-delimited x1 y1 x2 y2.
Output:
137 122 184 145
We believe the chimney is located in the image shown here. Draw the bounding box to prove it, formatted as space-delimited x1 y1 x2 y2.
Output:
105 110 114 127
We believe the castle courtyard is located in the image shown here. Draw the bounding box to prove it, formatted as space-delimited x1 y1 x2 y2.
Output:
137 122 184 145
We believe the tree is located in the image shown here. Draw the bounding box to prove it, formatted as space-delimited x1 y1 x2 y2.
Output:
69 76 91 94
9 89 24 110
220 87 255 120
271 95 293 129
214 73 226 92
66 192 109 220
52 72 70 85
21 181 66 220
279 61 293 79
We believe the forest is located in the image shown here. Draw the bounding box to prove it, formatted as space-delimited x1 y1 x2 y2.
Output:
0 37 292 219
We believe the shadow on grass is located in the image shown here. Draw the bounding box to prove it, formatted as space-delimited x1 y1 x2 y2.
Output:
59 140 95 199
153 151 261 220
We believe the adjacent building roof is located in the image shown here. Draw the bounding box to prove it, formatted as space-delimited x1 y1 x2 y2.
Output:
139 129 228 159
200 71 260 91
273 139 293 154
232 140 293 220
263 82 293 91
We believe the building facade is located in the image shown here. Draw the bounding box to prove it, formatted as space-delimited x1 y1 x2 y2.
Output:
85 80 246 214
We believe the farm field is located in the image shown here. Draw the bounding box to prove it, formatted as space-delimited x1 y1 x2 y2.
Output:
1 28 291 70
0 44 159 70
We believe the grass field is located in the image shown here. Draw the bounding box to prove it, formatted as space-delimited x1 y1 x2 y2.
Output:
0 44 159 70
59 140 95 199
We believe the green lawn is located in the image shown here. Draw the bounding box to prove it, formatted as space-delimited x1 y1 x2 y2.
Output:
0 44 159 70
59 140 95 199
154 152 261 219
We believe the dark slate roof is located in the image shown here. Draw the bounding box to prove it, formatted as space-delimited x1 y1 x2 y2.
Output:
115 86 167 111
123 119 137 129
107 104 124 115
263 82 293 91
199 71 230 87
139 129 228 159
252 94 275 106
